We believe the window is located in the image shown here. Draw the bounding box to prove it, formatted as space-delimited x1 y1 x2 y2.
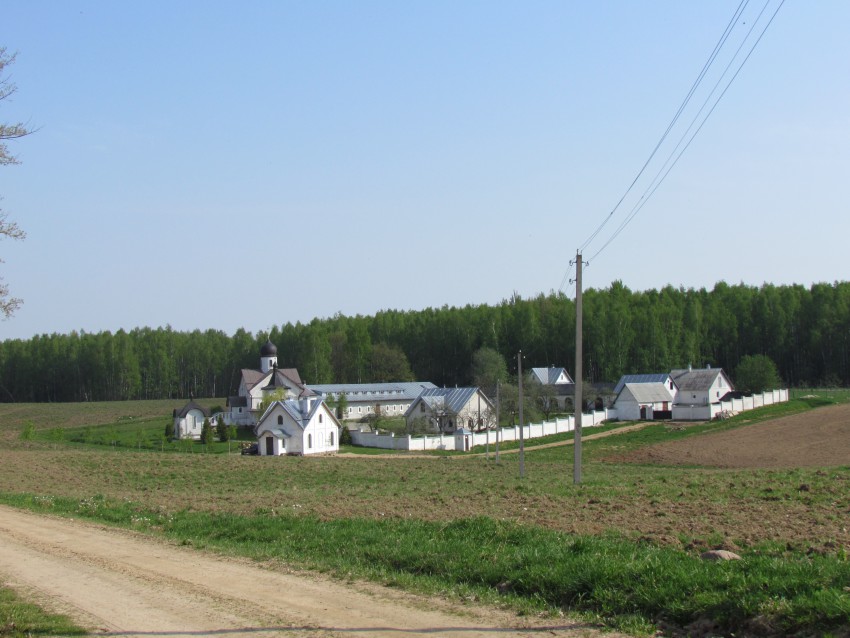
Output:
277 415 283 425
329 431 334 446
308 434 312 448
319 414 323 423
419 403 425 412
358 407 362 413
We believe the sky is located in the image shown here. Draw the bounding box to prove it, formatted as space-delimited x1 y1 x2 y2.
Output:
1 1 848 341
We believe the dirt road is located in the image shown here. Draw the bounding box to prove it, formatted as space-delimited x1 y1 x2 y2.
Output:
0 505 614 638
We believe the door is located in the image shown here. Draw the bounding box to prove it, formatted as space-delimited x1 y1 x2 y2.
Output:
265 436 274 456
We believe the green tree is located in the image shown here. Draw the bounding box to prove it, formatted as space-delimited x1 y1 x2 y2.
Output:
369 342 414 382
531 382 558 420
200 417 213 444
164 419 175 440
336 392 349 420
216 417 229 442
470 347 507 394
256 388 287 419
1 48 31 318
735 355 781 394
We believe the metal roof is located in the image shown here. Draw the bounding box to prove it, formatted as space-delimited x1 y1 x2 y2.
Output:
613 373 673 395
412 387 492 415
671 368 732 392
618 383 674 404
308 381 436 402
530 367 574 385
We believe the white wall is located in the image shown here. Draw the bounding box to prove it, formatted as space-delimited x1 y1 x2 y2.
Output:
351 409 614 452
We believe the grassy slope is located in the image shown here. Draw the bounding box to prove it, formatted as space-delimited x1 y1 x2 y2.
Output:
0 393 848 636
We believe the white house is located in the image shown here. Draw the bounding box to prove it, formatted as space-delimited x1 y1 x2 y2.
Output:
404 387 494 434
527 366 575 410
255 397 340 456
529 367 574 386
307 381 437 421
671 366 735 420
172 400 211 440
613 373 678 403
227 339 314 426
613 383 675 421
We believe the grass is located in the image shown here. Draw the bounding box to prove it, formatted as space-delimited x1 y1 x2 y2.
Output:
2 491 848 637
0 391 848 636
0 586 85 637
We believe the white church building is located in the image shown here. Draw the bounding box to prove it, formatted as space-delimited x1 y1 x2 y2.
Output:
226 339 315 426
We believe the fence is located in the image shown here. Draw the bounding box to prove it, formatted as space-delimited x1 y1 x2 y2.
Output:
349 408 614 452
671 388 788 421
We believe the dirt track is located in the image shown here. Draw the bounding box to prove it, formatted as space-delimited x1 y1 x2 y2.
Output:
0 505 616 638
621 402 850 468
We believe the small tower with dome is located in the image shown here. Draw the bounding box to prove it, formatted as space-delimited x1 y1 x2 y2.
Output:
260 339 278 373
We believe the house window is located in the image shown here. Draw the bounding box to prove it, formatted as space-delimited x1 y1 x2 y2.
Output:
308 434 312 448
329 431 334 446
358 407 362 413
420 403 425 412
319 414 323 423
277 415 283 425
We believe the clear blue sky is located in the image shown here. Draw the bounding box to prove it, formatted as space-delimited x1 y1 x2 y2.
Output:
2 1 847 341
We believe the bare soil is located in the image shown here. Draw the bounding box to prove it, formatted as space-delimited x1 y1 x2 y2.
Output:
619 403 850 468
0 505 619 638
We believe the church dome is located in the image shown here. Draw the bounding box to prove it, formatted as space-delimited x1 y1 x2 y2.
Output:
260 339 278 357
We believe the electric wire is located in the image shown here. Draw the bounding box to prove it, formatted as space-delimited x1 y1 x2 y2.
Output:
577 0 751 257
588 0 786 264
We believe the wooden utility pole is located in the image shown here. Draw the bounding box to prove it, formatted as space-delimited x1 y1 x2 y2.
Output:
574 251 584 485
495 380 501 463
518 351 525 478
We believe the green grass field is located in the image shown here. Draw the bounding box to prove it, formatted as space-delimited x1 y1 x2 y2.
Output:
0 391 848 636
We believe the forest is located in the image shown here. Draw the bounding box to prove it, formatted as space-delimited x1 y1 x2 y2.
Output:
1 280 848 403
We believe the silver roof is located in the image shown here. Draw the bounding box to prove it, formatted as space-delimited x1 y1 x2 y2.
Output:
613 373 673 395
530 367 574 385
671 368 732 392
407 387 493 416
618 383 675 404
307 381 436 402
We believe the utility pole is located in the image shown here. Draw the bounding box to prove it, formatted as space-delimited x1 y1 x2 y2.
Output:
518 350 525 478
495 380 501 463
573 251 584 485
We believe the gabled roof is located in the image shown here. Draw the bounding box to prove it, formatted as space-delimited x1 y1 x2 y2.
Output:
258 397 340 431
617 383 674 404
241 367 314 397
613 373 674 395
530 367 574 385
671 367 733 392
407 387 493 417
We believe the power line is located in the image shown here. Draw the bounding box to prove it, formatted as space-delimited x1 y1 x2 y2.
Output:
588 0 786 264
577 0 751 256
559 0 785 290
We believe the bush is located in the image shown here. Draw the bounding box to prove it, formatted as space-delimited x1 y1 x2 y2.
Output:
200 418 213 444
339 425 352 445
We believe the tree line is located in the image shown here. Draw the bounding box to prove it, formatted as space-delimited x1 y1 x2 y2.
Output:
1 281 848 403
